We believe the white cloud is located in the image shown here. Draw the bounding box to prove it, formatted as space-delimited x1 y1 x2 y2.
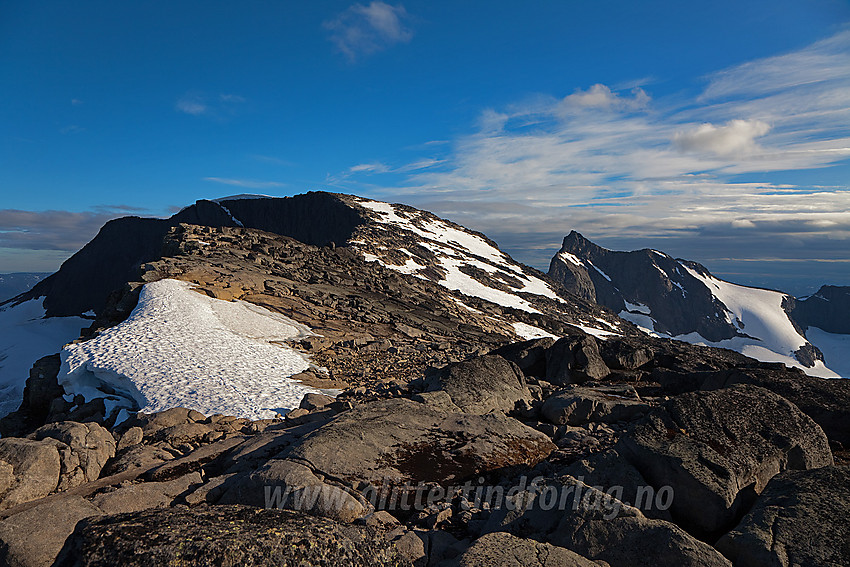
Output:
176 95 207 116
324 2 412 60
560 84 650 111
176 93 246 116
339 30 850 277
674 119 771 156
203 177 286 189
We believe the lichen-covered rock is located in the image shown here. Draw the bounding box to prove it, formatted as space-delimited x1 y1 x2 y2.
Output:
716 465 850 567
619 384 833 535
53 504 407 567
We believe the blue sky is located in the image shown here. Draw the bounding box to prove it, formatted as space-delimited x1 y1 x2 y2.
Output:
1 1 849 295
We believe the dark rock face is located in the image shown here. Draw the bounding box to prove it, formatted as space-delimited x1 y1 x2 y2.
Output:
187 194 368 248
716 465 850 567
13 216 174 317
423 354 531 414
0 354 63 437
619 384 833 535
9 192 367 317
791 285 850 334
549 231 735 341
53 505 405 567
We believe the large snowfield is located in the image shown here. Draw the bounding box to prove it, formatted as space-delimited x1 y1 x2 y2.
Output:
60 279 323 422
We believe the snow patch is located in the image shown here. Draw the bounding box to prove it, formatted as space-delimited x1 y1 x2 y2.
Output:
623 300 651 314
512 322 557 340
356 198 564 313
806 327 850 379
59 279 322 421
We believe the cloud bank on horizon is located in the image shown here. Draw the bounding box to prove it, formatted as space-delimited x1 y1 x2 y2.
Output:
340 28 850 291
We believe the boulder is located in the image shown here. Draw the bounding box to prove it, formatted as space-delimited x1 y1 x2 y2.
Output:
53 505 405 567
619 384 833 534
0 438 60 510
0 495 102 567
545 336 610 385
450 531 599 567
32 421 116 490
716 465 850 567
492 338 556 378
599 340 653 370
424 355 531 414
541 384 649 426
219 459 367 523
282 398 555 489
482 476 730 567
299 392 336 411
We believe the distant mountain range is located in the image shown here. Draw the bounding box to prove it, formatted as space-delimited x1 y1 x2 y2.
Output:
548 230 849 378
0 273 50 303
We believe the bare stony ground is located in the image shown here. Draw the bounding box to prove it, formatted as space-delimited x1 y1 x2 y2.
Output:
0 218 847 566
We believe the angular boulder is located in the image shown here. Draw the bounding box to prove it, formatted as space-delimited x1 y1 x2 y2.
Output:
0 495 102 567
619 384 833 534
491 338 555 378
542 384 649 426
716 465 850 567
32 421 116 490
483 475 730 567
424 354 531 414
545 335 610 385
0 438 60 510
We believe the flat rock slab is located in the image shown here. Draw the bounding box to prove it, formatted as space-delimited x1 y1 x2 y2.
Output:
716 465 850 567
542 384 649 426
619 384 833 535
53 504 405 567
286 398 555 487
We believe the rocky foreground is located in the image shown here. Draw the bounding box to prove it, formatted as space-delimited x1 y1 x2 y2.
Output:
0 195 847 566
0 328 847 565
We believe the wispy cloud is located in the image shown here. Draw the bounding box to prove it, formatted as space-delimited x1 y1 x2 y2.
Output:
324 1 412 61
203 177 286 189
339 29 850 282
176 92 246 117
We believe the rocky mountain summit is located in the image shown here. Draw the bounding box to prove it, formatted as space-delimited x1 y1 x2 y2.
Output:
548 230 848 378
0 193 847 566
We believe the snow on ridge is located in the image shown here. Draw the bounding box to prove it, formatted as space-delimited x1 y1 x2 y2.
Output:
60 279 323 421
557 251 585 267
216 202 244 228
0 300 87 418
213 194 273 202
355 198 564 312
